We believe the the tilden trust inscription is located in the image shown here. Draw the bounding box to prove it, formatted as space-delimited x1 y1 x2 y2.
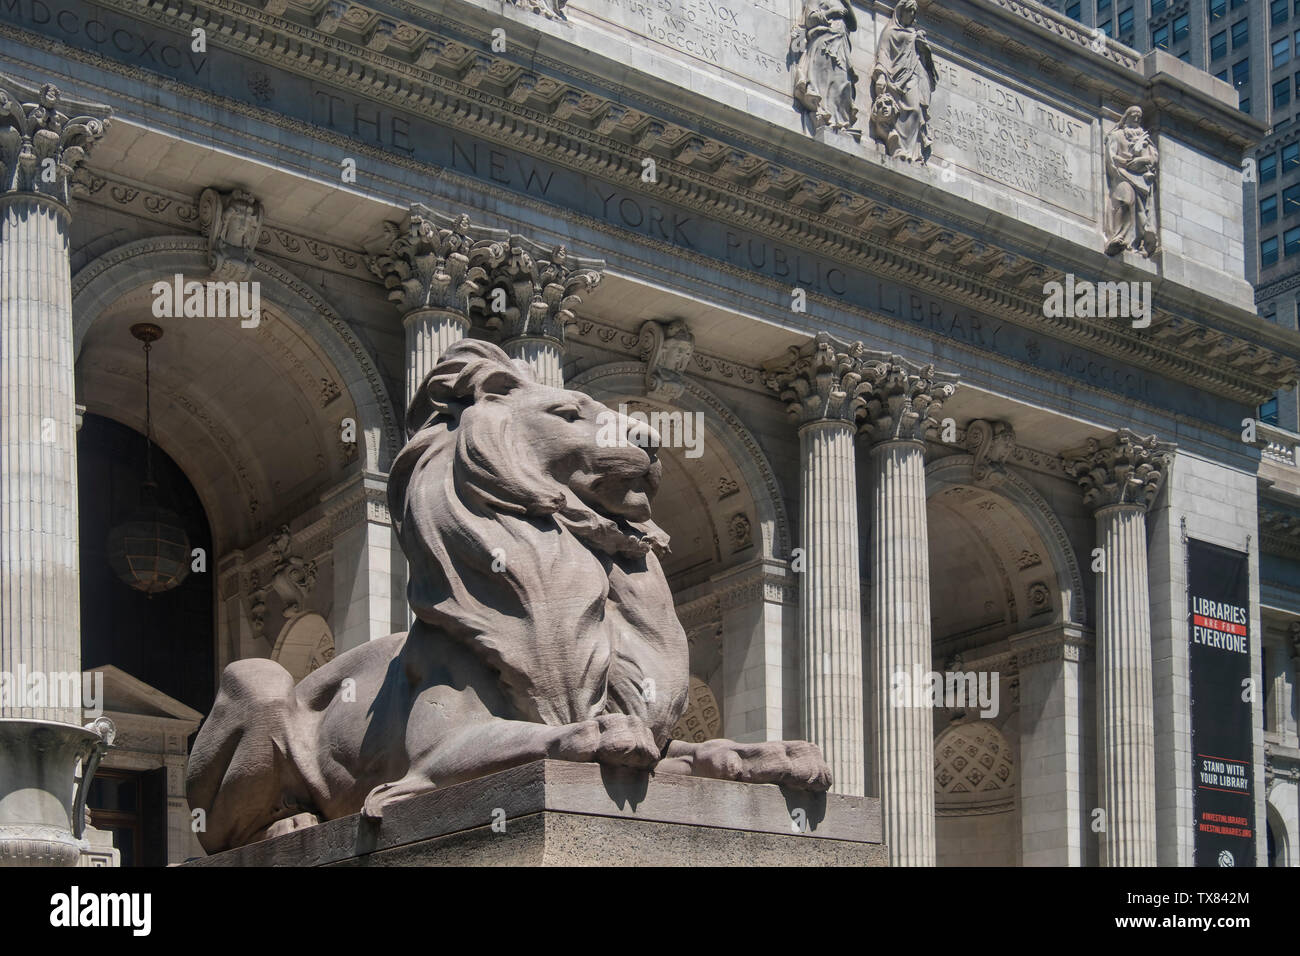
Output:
930 59 1092 213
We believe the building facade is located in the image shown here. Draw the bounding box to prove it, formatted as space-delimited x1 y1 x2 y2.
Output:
0 0 1297 866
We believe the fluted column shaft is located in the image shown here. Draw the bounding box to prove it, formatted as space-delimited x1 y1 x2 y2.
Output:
404 308 470 406
870 438 935 866
0 196 81 724
1095 502 1157 866
798 419 864 795
503 336 564 388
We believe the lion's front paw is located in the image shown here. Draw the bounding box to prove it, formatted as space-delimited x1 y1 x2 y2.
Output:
660 739 833 792
548 714 659 770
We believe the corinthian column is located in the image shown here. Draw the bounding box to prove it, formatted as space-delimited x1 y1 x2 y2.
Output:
1065 428 1175 867
0 75 115 865
366 206 507 407
859 353 958 867
471 238 603 388
765 333 871 796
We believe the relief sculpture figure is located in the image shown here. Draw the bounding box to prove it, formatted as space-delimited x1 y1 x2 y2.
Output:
790 0 861 134
186 340 832 853
870 0 938 163
1103 106 1160 258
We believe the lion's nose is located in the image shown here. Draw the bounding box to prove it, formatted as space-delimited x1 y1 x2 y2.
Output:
622 415 660 452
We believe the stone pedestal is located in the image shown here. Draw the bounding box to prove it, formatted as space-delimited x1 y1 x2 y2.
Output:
184 760 887 866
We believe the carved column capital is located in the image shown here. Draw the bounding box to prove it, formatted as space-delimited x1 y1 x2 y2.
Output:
856 353 959 445
638 319 695 401
764 332 873 428
0 75 111 207
198 187 265 281
1288 622 1300 663
365 205 510 317
1063 429 1175 512
966 419 1016 487
471 236 604 347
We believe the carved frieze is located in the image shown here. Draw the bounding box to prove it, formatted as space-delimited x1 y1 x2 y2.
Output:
0 76 111 205
1063 428 1175 510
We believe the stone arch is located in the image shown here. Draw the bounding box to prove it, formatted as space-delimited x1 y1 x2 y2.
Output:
270 612 336 684
71 237 400 474
934 720 1017 808
567 362 792 563
1266 784 1295 866
926 455 1087 630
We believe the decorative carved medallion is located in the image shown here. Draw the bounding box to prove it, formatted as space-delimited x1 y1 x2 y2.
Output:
198 187 265 281
638 319 695 401
966 419 1016 487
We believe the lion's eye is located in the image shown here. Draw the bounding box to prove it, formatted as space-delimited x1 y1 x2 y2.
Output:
549 404 581 422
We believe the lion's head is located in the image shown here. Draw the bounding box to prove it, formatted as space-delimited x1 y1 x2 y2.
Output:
388 340 689 734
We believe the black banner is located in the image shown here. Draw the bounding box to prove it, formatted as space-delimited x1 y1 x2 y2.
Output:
1187 539 1255 867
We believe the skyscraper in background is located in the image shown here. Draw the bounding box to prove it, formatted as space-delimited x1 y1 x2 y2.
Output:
1057 0 1300 429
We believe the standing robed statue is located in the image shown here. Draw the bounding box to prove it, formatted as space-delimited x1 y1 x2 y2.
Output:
790 0 861 135
869 0 938 163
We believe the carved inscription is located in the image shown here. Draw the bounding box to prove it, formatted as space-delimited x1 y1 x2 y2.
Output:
929 60 1092 214
574 0 789 89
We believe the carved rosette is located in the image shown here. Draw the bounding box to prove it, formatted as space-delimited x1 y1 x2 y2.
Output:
366 205 509 316
856 353 959 445
763 332 873 427
638 319 695 401
966 419 1016 486
471 236 604 347
198 187 265 282
0 76 112 206
1064 428 1175 511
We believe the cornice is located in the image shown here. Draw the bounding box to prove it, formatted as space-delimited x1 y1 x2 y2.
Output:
14 0 1296 404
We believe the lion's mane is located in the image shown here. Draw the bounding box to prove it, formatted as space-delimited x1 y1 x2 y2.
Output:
386 340 689 738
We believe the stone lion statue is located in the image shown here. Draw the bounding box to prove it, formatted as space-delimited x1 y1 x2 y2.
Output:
187 340 831 853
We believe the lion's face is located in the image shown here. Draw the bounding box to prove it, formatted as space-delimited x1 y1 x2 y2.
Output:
468 383 663 523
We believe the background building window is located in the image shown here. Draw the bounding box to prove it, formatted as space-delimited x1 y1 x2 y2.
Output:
1284 182 1300 214
1216 67 1229 81
1275 36 1292 67
1067 1 1081 17
1233 58 1251 86
1284 141 1300 171
1275 77 1291 107
1262 151 1279 180
1241 95 1252 112
1263 194 1279 223
1099 0 1113 13
1173 12 1190 41
1212 30 1228 58
1232 18 1249 48
1100 18 1114 34
1118 6 1134 31
1154 24 1171 47
1152 0 1167 13
1258 395 1279 426
1284 225 1300 255
1210 0 1227 18
1179 48 1192 61
1275 0 1291 24
1232 0 1249 8
1263 235 1280 265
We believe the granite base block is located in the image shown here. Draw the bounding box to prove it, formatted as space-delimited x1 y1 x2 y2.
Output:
187 759 887 867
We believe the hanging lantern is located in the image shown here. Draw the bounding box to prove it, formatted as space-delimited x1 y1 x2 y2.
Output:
105 323 192 595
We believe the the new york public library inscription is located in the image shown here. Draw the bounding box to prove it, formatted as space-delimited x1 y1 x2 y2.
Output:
571 0 791 91
929 59 1094 215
